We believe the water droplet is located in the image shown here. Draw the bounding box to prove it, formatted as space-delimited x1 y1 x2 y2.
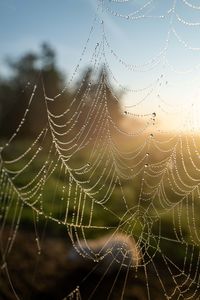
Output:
152 112 156 118
145 164 148 168
124 111 127 115
150 133 154 138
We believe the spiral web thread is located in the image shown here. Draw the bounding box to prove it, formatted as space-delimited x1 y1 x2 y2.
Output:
1 0 200 299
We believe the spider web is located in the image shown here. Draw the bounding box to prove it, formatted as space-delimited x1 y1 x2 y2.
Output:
1 0 200 299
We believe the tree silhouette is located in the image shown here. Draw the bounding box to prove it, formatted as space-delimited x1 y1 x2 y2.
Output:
0 44 66 137
0 44 122 139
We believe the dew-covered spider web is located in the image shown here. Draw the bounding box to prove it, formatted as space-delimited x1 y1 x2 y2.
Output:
1 0 200 299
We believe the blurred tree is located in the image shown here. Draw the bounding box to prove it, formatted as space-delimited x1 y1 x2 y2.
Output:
40 42 65 97
0 52 39 137
6 52 38 85
0 45 122 140
0 43 68 138
99 67 122 123
72 66 122 138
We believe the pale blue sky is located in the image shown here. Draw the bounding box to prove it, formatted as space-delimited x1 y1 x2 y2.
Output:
1 0 200 77
0 0 96 75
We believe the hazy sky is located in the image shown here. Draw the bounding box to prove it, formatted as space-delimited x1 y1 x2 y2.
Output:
1 0 200 131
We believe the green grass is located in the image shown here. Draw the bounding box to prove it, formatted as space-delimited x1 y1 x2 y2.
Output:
1 135 200 267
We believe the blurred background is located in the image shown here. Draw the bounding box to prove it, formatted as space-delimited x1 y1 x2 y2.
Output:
1 1 200 299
